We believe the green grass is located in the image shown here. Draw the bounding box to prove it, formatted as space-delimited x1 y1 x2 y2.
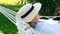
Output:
0 4 24 34
0 0 29 34
0 12 18 34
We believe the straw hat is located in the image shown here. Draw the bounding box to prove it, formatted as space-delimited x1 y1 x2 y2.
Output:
16 3 41 22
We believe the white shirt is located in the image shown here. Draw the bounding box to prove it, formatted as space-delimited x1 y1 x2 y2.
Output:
35 20 60 34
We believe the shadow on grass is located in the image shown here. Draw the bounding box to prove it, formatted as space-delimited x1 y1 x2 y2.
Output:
0 12 18 34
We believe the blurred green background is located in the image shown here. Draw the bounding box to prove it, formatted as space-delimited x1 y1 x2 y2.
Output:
0 0 60 34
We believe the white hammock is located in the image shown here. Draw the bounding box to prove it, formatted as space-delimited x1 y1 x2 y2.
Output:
0 6 43 34
0 6 60 34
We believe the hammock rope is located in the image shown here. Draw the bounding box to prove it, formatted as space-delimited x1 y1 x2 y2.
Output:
0 6 43 34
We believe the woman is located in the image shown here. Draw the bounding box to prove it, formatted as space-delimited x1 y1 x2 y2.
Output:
16 2 41 28
16 3 60 34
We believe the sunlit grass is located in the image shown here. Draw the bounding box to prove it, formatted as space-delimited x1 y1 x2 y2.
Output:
0 0 20 5
0 0 29 5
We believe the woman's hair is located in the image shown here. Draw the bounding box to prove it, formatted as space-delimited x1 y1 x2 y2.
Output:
28 22 36 28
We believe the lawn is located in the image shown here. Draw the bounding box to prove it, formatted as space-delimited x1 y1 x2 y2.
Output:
0 0 23 34
0 12 18 34
0 0 20 5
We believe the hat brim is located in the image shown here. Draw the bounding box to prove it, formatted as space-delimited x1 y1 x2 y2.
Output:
16 3 42 22
23 3 42 22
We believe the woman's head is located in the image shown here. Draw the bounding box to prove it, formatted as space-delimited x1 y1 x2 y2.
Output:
16 3 41 22
31 13 40 23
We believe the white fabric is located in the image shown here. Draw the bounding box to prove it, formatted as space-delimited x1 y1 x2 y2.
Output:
16 18 43 34
0 6 43 34
35 20 60 34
